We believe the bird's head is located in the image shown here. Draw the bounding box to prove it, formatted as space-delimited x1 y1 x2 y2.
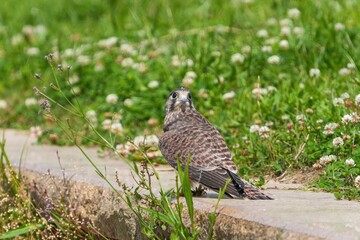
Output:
165 87 194 114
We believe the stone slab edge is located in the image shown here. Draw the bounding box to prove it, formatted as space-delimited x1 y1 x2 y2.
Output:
22 169 323 240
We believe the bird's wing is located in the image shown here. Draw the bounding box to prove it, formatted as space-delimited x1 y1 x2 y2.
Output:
159 129 245 198
159 119 235 169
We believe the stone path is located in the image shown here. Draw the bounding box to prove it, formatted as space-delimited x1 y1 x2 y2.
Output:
2 129 360 240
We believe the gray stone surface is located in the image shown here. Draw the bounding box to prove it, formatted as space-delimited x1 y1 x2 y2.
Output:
2 129 360 240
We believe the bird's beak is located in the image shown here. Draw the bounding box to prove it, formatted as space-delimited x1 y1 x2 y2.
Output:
178 94 188 104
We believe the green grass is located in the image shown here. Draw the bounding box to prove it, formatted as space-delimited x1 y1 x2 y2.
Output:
1 0 359 201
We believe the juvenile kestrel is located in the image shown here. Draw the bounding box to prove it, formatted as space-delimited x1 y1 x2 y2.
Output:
159 88 272 200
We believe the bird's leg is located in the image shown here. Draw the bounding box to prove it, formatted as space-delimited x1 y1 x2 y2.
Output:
191 182 207 197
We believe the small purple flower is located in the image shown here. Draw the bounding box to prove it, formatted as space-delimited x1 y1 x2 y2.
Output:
40 99 51 110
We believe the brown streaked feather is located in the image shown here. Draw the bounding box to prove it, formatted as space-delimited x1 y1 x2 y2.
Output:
159 88 273 200
161 109 235 171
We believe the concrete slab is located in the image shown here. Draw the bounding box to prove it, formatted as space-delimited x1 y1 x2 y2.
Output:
2 129 360 240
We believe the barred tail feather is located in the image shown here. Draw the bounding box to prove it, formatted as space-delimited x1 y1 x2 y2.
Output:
244 183 273 200
226 169 273 200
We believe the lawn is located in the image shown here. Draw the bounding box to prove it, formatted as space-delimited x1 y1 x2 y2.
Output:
0 0 360 236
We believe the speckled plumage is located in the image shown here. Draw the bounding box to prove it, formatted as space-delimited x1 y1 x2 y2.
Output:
159 88 272 200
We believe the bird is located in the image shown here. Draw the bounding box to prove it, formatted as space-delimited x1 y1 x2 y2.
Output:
158 87 273 200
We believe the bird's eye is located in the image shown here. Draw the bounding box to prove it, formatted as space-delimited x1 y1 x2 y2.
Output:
188 93 192 100
171 92 177 99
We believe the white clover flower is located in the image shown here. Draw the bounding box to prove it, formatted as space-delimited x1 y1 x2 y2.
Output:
120 43 136 55
267 55 280 64
288 8 301 19
342 114 352 125
72 86 81 95
256 29 268 38
334 23 345 31
252 87 268 98
296 114 306 123
266 18 277 26
347 63 356 70
63 48 76 57
94 51 106 61
134 62 148 73
231 53 245 65
138 55 149 62
11 34 24 46
98 37 118 48
182 77 194 88
171 55 181 67
305 108 314 114
133 136 145 146
102 119 112 130
280 26 291 36
345 158 356 167
25 98 37 107
241 45 252 54
316 119 324 124
94 62 104 72
355 94 360 106
350 112 359 123
86 110 97 125
26 47 40 56
299 83 305 89
133 135 159 147
340 92 350 99
258 126 271 139
319 155 336 165
223 91 236 102
68 74 79 85
111 121 123 135
293 27 304 37
249 124 260 133
333 98 344 106
261 46 272 53
86 110 96 119
265 38 277 45
309 68 321 78
279 39 289 50
328 155 337 162
323 122 339 135
280 18 292 26
265 121 274 127
31 24 46 40
185 71 197 79
355 176 360 188
106 94 118 105
145 134 159 147
267 86 277 92
185 59 194 67
22 25 33 35
148 80 159 89
123 98 133 107
76 55 90 66
30 126 42 138
281 115 290 121
115 143 131 156
121 57 134 68
0 99 7 109
218 76 225 83
197 88 209 99
332 137 344 147
339 68 351 76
